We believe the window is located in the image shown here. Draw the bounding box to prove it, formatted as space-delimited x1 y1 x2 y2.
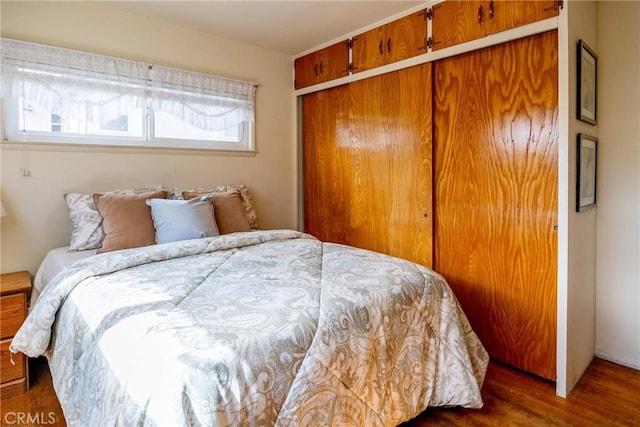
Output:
50 114 61 132
1 38 257 151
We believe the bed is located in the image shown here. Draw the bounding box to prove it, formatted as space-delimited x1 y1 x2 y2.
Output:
31 246 97 307
11 186 488 426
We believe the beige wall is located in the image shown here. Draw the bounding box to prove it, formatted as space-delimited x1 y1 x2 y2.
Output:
0 1 297 274
595 1 640 369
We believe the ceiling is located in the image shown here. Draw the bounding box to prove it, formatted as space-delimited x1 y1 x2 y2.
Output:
96 1 424 55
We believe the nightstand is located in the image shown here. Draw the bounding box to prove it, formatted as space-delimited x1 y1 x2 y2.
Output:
1 271 31 399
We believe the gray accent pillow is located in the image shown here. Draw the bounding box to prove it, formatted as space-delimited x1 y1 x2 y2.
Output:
146 197 219 244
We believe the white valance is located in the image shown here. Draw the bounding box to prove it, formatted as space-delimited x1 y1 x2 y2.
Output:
1 38 256 131
149 64 255 132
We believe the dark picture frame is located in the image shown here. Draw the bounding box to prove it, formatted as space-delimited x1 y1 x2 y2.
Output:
576 134 597 212
577 39 597 125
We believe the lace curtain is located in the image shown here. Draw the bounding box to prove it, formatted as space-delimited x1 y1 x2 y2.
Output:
149 64 255 131
1 38 256 131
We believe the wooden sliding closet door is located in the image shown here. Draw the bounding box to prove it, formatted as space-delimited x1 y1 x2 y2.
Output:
434 31 558 379
349 64 432 267
303 85 351 244
303 64 432 267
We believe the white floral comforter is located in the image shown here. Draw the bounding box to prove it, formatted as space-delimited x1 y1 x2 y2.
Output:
11 230 488 426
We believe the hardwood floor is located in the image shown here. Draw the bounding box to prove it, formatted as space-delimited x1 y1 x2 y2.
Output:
407 359 640 426
1 357 638 426
1 358 65 427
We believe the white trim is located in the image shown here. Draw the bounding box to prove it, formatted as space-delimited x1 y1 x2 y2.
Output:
0 136 255 153
555 0 570 398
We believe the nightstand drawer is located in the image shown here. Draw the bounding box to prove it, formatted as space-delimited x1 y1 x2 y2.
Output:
0 293 26 339
0 339 25 383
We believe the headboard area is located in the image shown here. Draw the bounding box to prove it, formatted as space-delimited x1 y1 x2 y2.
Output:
0 146 297 275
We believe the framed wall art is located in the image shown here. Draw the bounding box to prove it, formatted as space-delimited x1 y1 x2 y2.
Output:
576 133 597 212
577 39 597 125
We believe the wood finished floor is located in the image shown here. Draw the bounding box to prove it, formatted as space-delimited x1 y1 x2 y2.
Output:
1 357 638 426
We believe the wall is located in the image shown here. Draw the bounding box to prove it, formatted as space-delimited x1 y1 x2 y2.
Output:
556 0 598 397
0 1 297 274
595 1 640 369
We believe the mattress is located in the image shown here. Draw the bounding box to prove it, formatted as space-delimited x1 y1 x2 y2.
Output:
32 246 97 306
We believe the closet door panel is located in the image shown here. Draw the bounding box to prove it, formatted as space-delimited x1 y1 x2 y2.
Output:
303 85 351 244
434 31 558 379
349 64 433 267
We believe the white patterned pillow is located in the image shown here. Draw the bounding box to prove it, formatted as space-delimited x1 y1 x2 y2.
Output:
171 184 259 229
65 187 163 251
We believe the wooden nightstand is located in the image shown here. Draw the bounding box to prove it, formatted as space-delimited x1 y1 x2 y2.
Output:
1 271 31 399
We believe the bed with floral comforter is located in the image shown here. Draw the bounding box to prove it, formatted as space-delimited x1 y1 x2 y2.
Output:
11 230 488 426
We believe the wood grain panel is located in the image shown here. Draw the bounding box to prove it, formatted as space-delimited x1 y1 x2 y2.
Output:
1 339 25 384
384 11 428 65
431 1 559 52
486 1 560 36
303 64 433 267
351 26 387 73
434 31 558 379
303 84 351 244
0 294 26 339
431 0 485 51
352 11 427 73
294 40 349 89
348 64 432 267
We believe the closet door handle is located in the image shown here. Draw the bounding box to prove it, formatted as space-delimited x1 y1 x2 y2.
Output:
478 5 484 24
387 37 392 53
378 39 384 55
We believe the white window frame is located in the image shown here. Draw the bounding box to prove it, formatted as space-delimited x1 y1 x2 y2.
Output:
1 38 257 152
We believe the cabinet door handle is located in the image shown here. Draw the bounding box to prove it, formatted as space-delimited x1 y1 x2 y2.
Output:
319 60 324 74
478 5 484 24
314 63 319 76
489 1 495 19
544 1 559 12
387 37 392 53
378 40 384 55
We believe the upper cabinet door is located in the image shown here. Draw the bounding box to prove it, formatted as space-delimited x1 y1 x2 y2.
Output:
485 1 560 35
431 0 485 51
431 0 561 51
294 40 350 90
384 11 428 65
352 10 427 73
351 26 387 74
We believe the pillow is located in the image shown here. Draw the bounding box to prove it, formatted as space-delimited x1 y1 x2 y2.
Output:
93 190 167 253
146 197 219 244
183 190 251 235
171 184 259 229
64 187 163 251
